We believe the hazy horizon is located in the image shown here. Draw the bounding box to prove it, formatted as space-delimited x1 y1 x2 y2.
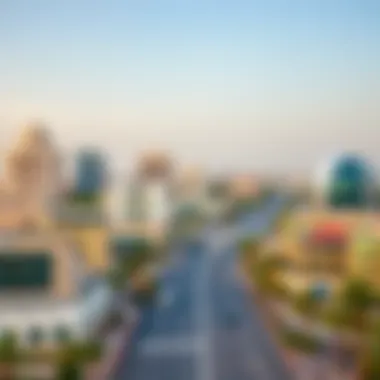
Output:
1 1 379 176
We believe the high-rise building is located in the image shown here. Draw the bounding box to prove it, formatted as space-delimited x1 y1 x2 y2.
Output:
74 149 106 196
0 122 62 229
128 151 173 222
126 150 174 243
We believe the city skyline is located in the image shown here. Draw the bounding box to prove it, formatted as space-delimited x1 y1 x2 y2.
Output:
1 1 379 176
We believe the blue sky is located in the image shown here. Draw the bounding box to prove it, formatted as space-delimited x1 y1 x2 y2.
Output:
0 0 379 175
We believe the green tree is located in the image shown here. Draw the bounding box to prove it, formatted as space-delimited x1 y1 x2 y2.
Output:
68 191 100 205
293 289 323 320
239 237 260 269
280 327 320 354
339 278 374 331
323 303 351 331
115 243 155 281
359 322 380 380
253 255 288 299
107 268 126 290
0 331 19 380
57 341 102 380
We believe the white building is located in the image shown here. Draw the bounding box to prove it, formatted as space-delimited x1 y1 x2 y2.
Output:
0 230 128 348
125 151 175 243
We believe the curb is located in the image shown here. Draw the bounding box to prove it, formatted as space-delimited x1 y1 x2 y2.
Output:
238 265 296 378
104 315 140 380
255 296 296 376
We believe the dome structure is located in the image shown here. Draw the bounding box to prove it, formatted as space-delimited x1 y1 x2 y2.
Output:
314 153 376 209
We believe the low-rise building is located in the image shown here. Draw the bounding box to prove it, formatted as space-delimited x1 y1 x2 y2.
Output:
0 230 125 348
266 209 380 296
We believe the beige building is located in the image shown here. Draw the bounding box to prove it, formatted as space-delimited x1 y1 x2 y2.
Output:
348 223 380 290
0 123 62 225
126 150 175 244
267 208 380 295
229 174 259 200
0 230 93 345
0 123 111 271
0 230 86 299
0 227 130 352
52 200 110 269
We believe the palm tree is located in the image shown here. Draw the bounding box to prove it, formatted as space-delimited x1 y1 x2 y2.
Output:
125 244 154 276
323 278 375 375
358 321 380 380
57 340 102 380
339 278 374 331
293 289 323 320
107 267 127 291
0 331 19 380
253 255 287 299
110 242 155 290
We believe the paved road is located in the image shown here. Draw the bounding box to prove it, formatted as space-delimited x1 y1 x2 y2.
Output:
114 195 292 380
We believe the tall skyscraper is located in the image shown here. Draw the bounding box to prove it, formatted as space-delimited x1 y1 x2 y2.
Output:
0 122 62 228
74 149 106 196
127 151 174 227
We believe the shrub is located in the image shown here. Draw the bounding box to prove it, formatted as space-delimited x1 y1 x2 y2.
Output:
280 327 321 354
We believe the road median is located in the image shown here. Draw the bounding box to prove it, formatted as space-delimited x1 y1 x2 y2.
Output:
86 316 140 380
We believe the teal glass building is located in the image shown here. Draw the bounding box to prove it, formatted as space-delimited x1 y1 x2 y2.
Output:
320 154 376 209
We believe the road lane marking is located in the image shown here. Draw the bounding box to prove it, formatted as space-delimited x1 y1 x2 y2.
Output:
195 238 215 380
139 335 203 356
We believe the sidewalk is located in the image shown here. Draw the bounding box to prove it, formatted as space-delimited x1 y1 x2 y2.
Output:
270 300 362 346
239 266 358 380
265 301 359 380
86 316 139 380
237 265 295 377
287 352 357 380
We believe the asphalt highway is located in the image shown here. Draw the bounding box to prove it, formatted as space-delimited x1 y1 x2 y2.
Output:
114 196 293 380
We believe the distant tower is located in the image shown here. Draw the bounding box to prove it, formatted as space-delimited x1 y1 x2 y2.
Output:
177 166 204 200
128 150 174 227
74 149 106 196
229 175 259 200
3 121 62 210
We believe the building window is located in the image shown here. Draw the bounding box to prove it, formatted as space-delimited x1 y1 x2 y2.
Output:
0 253 52 290
28 326 44 346
53 326 71 345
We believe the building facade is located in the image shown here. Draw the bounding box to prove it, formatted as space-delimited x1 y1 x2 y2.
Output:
74 149 106 196
269 209 380 296
0 231 123 348
126 151 175 243
314 153 376 209
0 123 62 228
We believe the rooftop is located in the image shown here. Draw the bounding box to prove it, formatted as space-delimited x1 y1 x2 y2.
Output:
307 221 349 245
